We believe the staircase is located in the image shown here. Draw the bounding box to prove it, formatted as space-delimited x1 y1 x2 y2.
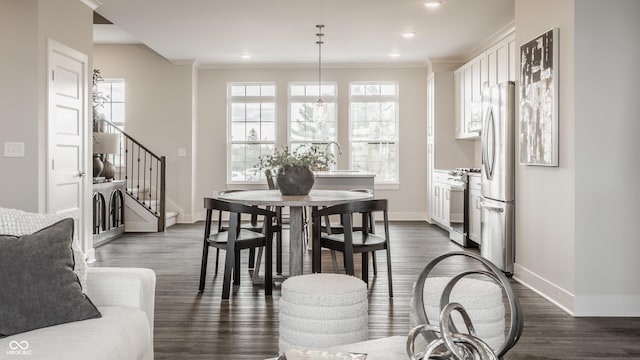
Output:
97 120 175 232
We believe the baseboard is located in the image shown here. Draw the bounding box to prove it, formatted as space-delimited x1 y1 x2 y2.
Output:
387 211 428 221
513 263 575 316
177 212 198 224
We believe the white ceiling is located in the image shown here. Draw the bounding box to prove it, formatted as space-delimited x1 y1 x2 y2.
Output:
94 0 515 66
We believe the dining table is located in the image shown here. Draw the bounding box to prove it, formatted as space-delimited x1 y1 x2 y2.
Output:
217 189 373 277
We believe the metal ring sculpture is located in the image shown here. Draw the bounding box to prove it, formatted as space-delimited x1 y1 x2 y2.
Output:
407 251 524 360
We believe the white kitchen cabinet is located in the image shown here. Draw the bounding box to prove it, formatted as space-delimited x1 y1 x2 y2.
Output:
427 70 474 224
431 171 451 228
454 31 515 141
468 174 482 243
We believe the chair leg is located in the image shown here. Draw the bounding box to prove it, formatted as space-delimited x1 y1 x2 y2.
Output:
386 246 393 298
330 250 340 273
248 247 256 269
233 249 241 285
222 246 235 301
344 247 355 276
253 247 264 283
361 252 369 286
214 248 220 274
265 242 273 296
276 230 283 275
372 252 378 275
198 242 210 292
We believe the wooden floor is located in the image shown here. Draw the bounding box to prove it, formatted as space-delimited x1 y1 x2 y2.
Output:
93 222 640 360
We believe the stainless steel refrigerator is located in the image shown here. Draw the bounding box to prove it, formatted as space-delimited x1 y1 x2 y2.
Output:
480 81 515 275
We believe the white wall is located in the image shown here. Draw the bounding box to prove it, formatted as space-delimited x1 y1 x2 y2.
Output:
195 66 429 221
514 0 640 316
513 0 576 312
93 44 196 222
573 0 640 315
0 0 92 212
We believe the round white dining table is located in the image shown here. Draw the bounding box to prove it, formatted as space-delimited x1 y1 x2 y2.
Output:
217 189 373 277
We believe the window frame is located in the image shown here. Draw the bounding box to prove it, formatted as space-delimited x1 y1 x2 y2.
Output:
96 78 125 130
348 81 400 185
227 82 277 184
287 81 339 163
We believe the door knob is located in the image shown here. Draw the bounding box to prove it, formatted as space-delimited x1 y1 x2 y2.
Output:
78 171 86 178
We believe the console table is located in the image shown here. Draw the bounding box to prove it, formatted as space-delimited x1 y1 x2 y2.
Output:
92 180 126 247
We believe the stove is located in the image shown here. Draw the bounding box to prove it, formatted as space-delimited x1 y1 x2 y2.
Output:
446 167 481 248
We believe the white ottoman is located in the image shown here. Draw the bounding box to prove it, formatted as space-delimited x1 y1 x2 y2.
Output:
279 273 368 353
411 276 505 351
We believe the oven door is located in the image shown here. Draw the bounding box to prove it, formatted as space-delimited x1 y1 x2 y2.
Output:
448 179 467 246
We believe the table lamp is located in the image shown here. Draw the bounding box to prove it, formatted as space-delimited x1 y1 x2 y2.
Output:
93 132 120 180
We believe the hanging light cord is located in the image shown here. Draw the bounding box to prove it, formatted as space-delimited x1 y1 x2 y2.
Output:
316 24 324 103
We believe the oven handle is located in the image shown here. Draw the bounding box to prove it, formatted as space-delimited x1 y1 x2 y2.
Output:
479 202 504 212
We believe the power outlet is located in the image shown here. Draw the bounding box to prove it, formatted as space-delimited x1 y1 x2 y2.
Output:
4 142 25 157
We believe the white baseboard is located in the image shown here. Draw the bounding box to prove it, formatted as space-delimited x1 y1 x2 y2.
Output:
513 263 575 316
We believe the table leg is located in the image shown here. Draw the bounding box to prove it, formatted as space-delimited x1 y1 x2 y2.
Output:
289 206 304 276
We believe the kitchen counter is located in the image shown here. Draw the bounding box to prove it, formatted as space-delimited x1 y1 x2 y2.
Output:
313 170 375 192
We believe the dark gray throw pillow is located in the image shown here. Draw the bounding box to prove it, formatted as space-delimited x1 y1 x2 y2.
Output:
0 218 101 337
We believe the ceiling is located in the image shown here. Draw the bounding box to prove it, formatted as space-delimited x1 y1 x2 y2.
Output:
93 0 515 67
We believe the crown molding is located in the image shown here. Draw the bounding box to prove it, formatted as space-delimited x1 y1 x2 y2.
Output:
197 62 428 70
463 20 516 61
80 0 102 10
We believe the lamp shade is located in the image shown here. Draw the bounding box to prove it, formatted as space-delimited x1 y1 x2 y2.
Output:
93 132 120 154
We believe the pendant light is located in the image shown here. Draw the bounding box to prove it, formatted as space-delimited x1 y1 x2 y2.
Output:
313 24 328 122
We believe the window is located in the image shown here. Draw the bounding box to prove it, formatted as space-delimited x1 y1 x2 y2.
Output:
96 79 125 130
228 83 276 183
349 82 399 183
289 82 338 160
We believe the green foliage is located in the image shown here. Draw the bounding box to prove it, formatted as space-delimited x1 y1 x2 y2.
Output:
257 145 334 175
92 69 109 131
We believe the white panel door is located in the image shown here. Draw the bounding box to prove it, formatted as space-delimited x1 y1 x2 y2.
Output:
47 39 89 251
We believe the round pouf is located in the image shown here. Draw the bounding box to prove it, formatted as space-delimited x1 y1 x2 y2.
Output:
410 276 505 352
279 273 368 353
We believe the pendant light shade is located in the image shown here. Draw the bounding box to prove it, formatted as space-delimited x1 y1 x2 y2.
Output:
313 24 327 122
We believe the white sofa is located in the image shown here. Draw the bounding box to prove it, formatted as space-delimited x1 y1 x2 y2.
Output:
0 267 156 360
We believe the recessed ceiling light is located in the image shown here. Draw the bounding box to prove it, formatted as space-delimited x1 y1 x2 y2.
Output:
424 1 442 9
389 52 401 58
402 32 416 39
240 53 251 59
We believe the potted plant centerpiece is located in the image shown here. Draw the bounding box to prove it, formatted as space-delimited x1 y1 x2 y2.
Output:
257 145 334 195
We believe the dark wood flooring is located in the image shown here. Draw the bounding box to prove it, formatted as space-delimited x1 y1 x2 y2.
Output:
93 222 640 359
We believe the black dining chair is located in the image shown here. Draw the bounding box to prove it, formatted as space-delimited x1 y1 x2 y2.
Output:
199 197 276 300
320 189 378 275
311 199 393 297
216 189 264 271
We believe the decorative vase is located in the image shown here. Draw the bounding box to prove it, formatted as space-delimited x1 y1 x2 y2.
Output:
93 154 104 177
276 166 314 195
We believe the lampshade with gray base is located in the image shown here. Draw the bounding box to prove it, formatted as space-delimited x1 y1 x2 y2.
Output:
93 132 120 180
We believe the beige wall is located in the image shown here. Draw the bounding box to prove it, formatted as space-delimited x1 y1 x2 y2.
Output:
93 44 196 222
195 66 429 221
0 0 92 211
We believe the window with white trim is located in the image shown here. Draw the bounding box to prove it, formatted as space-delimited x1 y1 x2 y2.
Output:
349 82 399 183
288 82 338 161
228 83 276 183
96 79 125 130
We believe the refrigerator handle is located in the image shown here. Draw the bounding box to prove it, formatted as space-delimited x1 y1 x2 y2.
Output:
483 107 496 180
479 202 504 212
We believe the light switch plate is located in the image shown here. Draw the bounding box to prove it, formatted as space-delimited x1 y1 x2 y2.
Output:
4 142 25 157
177 148 187 157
